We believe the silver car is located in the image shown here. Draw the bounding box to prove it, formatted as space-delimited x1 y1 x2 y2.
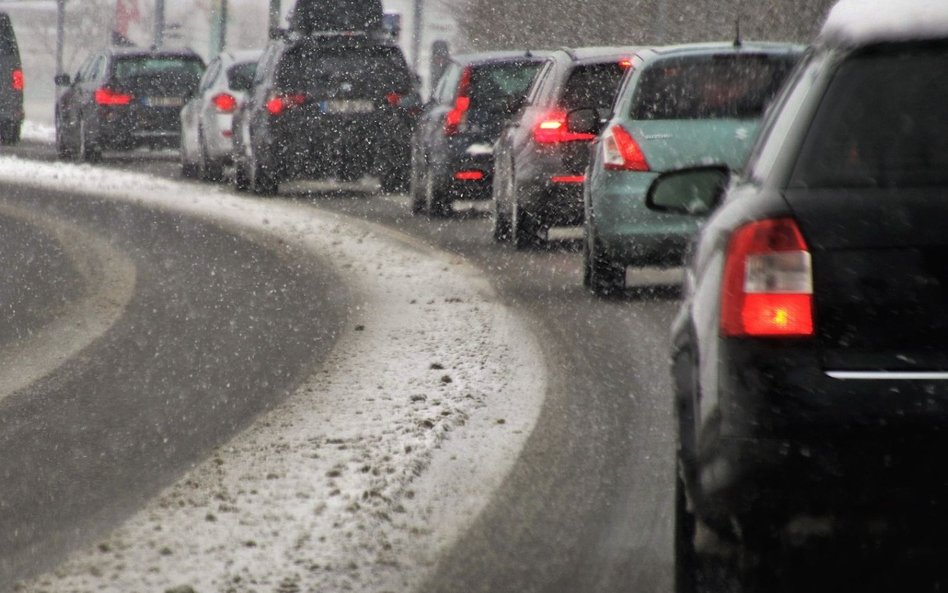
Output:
180 50 261 182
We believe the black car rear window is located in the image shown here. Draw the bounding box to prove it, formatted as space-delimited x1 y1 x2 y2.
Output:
559 62 627 110
277 45 412 92
468 61 542 112
630 54 797 120
791 45 948 189
113 56 204 84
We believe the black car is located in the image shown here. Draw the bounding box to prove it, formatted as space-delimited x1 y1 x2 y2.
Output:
233 34 420 195
492 47 636 248
410 51 547 216
0 12 22 145
55 48 205 161
647 10 948 593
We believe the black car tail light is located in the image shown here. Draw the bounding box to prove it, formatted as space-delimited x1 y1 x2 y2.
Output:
95 87 133 106
11 68 23 92
444 66 472 136
533 109 596 144
721 218 815 338
266 93 307 116
601 124 649 171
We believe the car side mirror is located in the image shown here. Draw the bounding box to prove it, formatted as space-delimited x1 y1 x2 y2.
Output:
55 73 71 87
645 165 731 216
567 108 602 136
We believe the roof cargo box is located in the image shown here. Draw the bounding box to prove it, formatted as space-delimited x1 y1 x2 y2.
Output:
288 0 385 35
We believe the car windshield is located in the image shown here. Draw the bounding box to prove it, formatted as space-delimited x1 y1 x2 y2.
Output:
467 61 542 111
791 44 948 188
631 53 798 120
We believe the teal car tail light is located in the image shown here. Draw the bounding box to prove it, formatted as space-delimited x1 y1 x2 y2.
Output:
601 124 650 171
721 218 814 338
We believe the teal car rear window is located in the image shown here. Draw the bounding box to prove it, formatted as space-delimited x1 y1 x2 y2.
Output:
630 54 797 120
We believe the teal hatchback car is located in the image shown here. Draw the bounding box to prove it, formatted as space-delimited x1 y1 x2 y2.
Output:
579 42 802 295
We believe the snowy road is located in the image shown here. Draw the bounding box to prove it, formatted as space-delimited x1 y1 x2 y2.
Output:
1 141 680 593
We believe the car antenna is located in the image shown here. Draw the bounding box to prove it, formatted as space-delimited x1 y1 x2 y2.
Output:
525 49 533 58
734 17 743 48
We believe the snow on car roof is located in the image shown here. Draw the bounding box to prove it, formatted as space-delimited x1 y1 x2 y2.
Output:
820 0 948 47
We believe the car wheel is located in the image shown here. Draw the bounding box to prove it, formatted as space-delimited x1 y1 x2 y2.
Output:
409 163 426 215
586 231 625 296
198 129 224 183
492 197 512 243
425 172 450 218
234 158 251 192
512 200 542 250
76 118 100 163
55 120 72 160
674 470 742 593
0 121 20 146
249 153 278 196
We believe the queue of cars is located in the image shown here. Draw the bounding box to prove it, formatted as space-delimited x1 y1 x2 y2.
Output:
43 1 948 590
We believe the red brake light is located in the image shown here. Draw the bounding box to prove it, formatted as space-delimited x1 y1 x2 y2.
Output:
619 58 633 69
266 93 307 116
454 170 484 181
601 124 649 171
212 93 238 113
721 218 814 338
445 67 472 136
551 175 586 184
386 92 402 106
95 87 133 106
533 110 596 144
11 69 23 91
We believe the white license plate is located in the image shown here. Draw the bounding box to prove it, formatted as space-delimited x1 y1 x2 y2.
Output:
143 96 184 108
320 100 374 114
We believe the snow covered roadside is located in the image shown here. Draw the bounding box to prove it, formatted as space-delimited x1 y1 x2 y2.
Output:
20 120 55 145
0 159 547 593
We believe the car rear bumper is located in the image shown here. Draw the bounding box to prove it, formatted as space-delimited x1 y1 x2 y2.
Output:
589 170 700 265
701 339 948 531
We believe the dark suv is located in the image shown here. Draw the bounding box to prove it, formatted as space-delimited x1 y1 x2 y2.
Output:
410 51 547 216
492 47 637 248
648 7 948 592
55 48 204 161
0 12 22 145
233 34 420 194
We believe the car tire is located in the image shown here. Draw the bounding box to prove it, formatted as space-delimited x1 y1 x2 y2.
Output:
425 172 450 218
0 121 20 145
492 198 512 243
199 130 224 183
512 200 541 250
249 153 278 196
55 120 73 160
234 159 251 192
409 164 426 215
76 118 100 163
675 471 743 593
585 230 625 296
